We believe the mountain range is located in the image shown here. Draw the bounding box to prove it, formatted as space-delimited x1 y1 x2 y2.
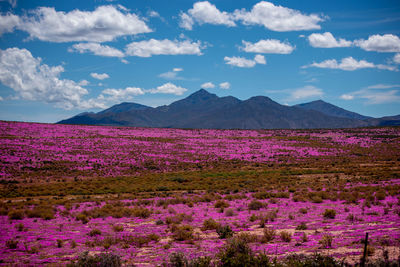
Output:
58 89 400 129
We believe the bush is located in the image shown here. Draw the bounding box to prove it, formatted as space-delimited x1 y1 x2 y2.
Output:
171 225 193 241
6 239 18 249
323 209 336 219
8 210 24 220
248 200 264 211
88 229 101 237
16 223 24 231
295 222 307 230
298 208 308 214
69 251 121 267
214 200 230 209
169 252 211 267
112 225 124 232
76 213 89 224
319 234 333 248
216 225 234 239
280 231 292 242
201 218 220 231
225 208 235 217
57 239 63 248
218 237 271 267
26 205 54 220
261 228 275 243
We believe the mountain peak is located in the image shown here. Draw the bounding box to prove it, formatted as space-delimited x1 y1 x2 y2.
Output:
185 89 218 102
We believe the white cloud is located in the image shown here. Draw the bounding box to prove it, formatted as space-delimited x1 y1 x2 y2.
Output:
224 56 256 68
179 1 235 30
78 80 89 86
241 39 294 54
234 1 324 31
0 96 3 101
340 94 354 100
179 12 194 30
147 82 187 95
366 84 400 89
289 85 323 101
148 10 160 18
0 47 98 109
0 13 20 35
219 82 230 89
308 32 352 48
254 54 266 64
101 87 144 102
394 53 400 64
340 85 400 104
70 43 124 58
159 68 185 80
224 54 266 68
304 57 397 71
18 5 151 42
201 82 215 89
125 39 203 57
90 72 109 80
354 34 400 52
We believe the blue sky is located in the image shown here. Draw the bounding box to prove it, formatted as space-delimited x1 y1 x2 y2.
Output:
0 0 400 122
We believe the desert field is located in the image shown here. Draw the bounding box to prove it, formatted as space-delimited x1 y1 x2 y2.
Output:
1 121 400 266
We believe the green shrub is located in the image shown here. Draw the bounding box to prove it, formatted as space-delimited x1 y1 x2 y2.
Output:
214 200 230 209
69 251 121 267
75 213 89 224
323 209 336 219
248 200 264 210
171 225 194 241
298 208 308 214
319 234 333 248
8 210 24 220
261 227 275 243
112 225 124 232
26 205 54 220
295 222 307 230
88 229 101 237
216 225 234 239
201 218 220 231
6 239 18 249
280 231 292 242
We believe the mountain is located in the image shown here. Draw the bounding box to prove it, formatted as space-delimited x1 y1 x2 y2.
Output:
294 100 371 120
58 89 398 129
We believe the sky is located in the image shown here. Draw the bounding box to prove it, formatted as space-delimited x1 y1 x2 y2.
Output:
0 0 400 123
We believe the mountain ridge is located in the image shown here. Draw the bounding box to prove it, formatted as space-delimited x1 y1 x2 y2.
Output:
58 89 400 129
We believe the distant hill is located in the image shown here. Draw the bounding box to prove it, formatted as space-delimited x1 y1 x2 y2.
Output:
294 100 371 120
58 89 399 129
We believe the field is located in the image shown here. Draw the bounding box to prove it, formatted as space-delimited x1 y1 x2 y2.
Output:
1 121 400 266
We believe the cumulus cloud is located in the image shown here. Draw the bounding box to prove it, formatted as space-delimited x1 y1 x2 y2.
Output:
340 94 354 100
125 39 202 57
341 86 400 104
70 43 124 58
159 68 184 80
147 82 187 95
241 39 294 54
303 57 397 71
201 82 215 89
394 53 400 64
0 13 20 35
179 1 324 32
179 1 235 30
0 47 99 109
354 34 400 52
224 54 266 68
254 54 266 64
289 85 323 101
233 1 324 31
100 87 144 102
15 5 151 42
219 82 230 89
90 73 109 80
308 32 352 48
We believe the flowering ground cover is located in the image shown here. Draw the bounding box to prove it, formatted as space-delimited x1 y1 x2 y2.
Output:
0 121 399 266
